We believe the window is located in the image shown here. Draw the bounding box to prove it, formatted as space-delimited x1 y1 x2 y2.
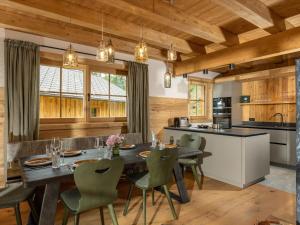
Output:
189 82 206 117
188 78 213 120
39 65 84 119
90 72 127 118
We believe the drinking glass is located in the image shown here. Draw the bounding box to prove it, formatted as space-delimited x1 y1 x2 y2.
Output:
60 140 65 166
103 147 112 160
95 137 103 160
51 137 61 168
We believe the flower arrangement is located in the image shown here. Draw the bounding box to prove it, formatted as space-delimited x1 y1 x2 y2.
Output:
106 134 124 148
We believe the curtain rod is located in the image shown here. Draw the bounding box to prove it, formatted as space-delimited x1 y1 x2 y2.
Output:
40 45 130 63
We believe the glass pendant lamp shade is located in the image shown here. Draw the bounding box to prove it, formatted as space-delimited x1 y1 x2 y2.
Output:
106 39 115 64
96 40 108 62
164 70 172 88
135 39 148 63
167 44 177 61
63 44 78 68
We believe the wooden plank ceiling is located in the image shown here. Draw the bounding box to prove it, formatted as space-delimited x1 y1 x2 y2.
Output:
0 0 300 75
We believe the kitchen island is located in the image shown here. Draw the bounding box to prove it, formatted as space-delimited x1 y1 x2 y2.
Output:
164 127 270 188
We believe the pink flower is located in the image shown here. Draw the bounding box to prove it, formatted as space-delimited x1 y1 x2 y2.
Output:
106 134 124 147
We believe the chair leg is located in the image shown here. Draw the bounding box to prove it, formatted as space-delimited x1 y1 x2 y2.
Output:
151 188 155 206
108 204 119 225
191 165 201 189
142 189 147 225
14 203 22 225
62 207 69 225
99 207 105 225
123 183 134 216
74 214 80 225
162 185 178 220
28 198 39 224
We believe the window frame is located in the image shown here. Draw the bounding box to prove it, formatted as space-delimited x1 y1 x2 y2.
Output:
188 77 213 122
87 70 127 122
39 61 127 124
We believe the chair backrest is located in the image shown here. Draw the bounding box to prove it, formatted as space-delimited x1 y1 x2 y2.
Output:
122 133 143 145
74 157 124 212
146 149 177 188
179 134 206 151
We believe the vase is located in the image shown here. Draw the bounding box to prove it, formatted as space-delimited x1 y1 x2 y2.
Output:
113 145 120 156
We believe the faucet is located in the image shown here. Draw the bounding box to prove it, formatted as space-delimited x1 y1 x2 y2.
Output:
270 113 284 126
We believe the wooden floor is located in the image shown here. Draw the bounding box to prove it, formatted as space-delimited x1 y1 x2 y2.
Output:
0 173 296 225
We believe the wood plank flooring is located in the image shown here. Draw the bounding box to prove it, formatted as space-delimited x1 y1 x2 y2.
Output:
0 173 296 225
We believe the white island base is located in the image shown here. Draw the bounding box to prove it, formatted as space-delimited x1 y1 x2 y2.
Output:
164 128 270 188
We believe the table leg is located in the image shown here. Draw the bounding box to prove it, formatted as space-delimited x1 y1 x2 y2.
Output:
172 162 190 203
39 182 60 225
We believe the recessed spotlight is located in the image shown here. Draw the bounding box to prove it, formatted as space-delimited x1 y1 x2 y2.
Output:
229 64 236 70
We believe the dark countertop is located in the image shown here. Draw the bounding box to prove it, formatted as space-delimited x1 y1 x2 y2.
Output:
164 127 268 137
233 124 296 131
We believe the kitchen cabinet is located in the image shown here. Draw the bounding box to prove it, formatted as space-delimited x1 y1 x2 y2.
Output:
234 126 296 166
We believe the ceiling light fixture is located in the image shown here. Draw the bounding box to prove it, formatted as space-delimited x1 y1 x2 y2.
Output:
167 44 177 61
164 62 172 88
96 12 108 62
106 38 115 64
63 16 78 68
135 26 148 63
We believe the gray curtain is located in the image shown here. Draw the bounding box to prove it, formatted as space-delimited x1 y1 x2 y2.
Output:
127 62 149 143
5 39 40 142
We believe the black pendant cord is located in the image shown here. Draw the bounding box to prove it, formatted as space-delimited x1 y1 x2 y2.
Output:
40 45 130 63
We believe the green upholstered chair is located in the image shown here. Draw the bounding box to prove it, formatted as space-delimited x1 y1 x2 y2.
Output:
178 134 206 189
0 182 37 225
123 149 178 225
60 158 124 225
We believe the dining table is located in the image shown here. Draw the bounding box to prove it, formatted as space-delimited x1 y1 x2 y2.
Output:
19 143 202 225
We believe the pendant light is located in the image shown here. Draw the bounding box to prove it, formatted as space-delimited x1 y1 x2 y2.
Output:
63 15 78 68
164 62 172 88
167 44 177 61
106 38 115 64
96 12 108 62
135 26 148 63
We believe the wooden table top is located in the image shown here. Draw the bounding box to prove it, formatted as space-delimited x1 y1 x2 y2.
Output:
20 143 202 188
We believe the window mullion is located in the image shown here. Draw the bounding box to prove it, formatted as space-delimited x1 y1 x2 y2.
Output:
60 67 62 118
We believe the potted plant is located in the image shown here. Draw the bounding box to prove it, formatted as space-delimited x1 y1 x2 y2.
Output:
106 134 124 156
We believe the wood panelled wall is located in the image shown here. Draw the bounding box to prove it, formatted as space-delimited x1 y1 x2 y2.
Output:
241 75 296 123
149 96 188 140
39 122 127 139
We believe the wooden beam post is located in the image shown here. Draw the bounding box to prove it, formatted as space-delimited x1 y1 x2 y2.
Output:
174 27 300 75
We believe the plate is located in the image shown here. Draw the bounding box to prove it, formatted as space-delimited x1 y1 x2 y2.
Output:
73 159 99 168
138 151 151 158
63 150 82 157
24 157 52 167
120 144 136 150
165 144 177 149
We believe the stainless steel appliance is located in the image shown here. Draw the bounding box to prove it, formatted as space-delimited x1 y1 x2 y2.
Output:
179 117 189 127
213 97 232 129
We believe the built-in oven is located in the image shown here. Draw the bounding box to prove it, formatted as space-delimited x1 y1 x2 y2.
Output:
213 115 232 129
213 97 232 129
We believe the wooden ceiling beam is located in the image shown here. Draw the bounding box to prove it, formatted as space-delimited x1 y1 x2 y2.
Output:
211 0 288 33
93 0 239 46
174 26 300 75
0 6 166 60
0 0 204 54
